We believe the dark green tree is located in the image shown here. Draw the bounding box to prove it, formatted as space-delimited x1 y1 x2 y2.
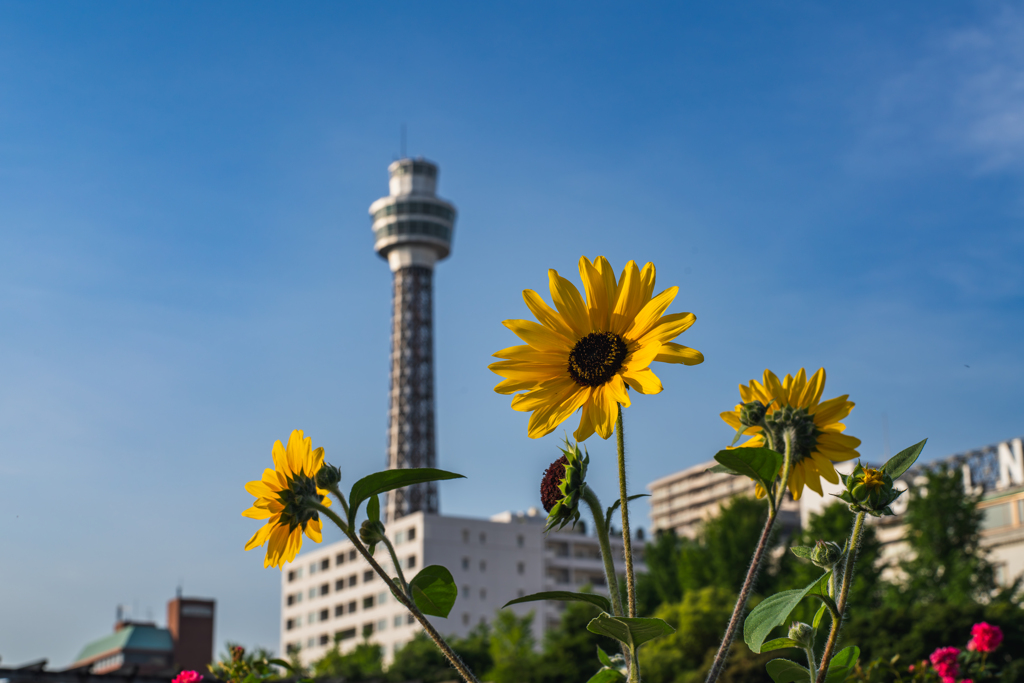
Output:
535 600 621 683
486 610 539 683
311 639 383 681
387 624 493 683
893 464 996 604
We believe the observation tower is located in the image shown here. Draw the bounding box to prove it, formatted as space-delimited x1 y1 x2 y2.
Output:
369 158 457 522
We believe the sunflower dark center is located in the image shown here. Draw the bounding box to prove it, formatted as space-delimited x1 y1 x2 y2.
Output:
567 332 628 387
763 406 820 463
540 455 569 513
276 473 322 530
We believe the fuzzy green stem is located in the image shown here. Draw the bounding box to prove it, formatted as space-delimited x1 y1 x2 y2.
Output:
381 534 410 595
582 486 624 617
705 431 793 683
814 512 865 683
615 406 636 619
312 502 481 683
804 647 817 683
326 484 351 530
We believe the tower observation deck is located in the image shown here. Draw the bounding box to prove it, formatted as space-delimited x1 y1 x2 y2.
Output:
369 158 457 522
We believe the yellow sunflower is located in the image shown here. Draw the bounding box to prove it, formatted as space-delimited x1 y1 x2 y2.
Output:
721 368 861 500
489 256 703 441
243 429 332 569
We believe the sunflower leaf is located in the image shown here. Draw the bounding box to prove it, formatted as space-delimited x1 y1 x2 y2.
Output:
761 637 800 652
744 572 832 652
409 565 457 618
586 614 674 649
503 591 612 613
881 439 928 479
586 670 626 683
605 494 651 530
348 469 465 525
825 646 860 682
765 659 810 683
812 603 828 629
713 447 783 495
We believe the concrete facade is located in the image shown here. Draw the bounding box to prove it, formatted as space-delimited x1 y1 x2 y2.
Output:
280 510 644 665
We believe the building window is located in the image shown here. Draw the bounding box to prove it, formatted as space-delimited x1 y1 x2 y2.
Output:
286 619 296 631
320 559 330 571
319 609 329 622
407 555 416 569
463 584 470 596
395 530 406 545
320 583 329 596
517 589 525 597
307 637 315 648
287 570 297 582
335 605 344 617
377 619 387 632
462 557 470 570
407 614 414 624
480 560 487 572
296 592 303 603
394 615 403 628
286 643 300 654
287 594 296 606
309 562 318 575
349 550 357 561
378 592 388 605
462 613 470 626
335 579 344 591
308 588 316 599
348 601 356 613
480 588 487 600
337 628 356 641
362 623 375 637
462 529 470 543
336 553 345 566
982 503 1012 530
308 611 317 624
517 535 524 548
479 532 486 544
348 575 357 587
363 596 375 609
408 528 416 541
319 634 329 646
363 570 374 583
517 562 525 575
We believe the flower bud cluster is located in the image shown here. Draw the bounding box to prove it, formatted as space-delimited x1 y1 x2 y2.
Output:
788 622 814 649
836 463 903 516
809 540 843 569
540 440 590 532
359 519 387 546
316 463 342 489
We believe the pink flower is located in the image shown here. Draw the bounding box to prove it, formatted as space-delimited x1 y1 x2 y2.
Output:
172 671 203 683
968 622 1003 653
930 647 960 680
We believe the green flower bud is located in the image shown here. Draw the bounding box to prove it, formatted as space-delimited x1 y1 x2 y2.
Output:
541 439 590 532
359 519 386 546
316 463 342 489
788 622 815 648
739 401 769 428
836 462 904 516
809 540 843 569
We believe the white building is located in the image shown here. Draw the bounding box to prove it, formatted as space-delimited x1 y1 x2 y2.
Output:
280 509 645 665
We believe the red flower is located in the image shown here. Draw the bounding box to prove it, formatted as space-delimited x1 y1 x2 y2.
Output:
967 622 1003 653
929 647 960 680
172 671 203 683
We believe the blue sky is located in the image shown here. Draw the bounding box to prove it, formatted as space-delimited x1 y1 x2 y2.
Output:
1 0 1022 667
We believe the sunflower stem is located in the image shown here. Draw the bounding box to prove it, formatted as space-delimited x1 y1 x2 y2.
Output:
326 483 351 526
311 502 481 683
581 486 624 618
615 406 637 619
381 534 411 595
705 430 792 683
815 511 865 683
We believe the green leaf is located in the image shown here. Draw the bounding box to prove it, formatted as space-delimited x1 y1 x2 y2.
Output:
761 638 800 652
812 603 828 629
605 494 651 530
881 439 927 479
790 546 814 560
367 494 380 522
713 447 784 495
409 565 457 618
348 469 464 524
586 614 675 650
585 670 626 683
765 659 810 683
825 646 860 683
707 462 742 475
744 572 831 652
268 659 295 672
596 646 614 668
503 591 611 613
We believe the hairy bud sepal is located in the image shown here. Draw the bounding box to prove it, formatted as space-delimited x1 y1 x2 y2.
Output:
836 462 903 516
791 540 844 570
788 622 815 649
316 463 342 489
540 439 590 532
359 519 386 546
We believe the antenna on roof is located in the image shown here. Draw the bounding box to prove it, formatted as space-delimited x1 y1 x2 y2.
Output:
176 582 183 599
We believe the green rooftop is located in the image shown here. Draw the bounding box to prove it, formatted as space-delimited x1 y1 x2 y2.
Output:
73 624 174 665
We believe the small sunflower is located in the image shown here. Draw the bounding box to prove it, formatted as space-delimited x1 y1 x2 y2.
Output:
243 429 332 568
490 256 703 440
720 368 860 500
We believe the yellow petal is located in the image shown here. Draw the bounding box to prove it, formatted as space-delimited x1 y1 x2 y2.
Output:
493 376 542 395
812 396 854 425
721 411 742 429
606 374 631 408
799 368 826 408
623 341 662 372
654 342 704 366
623 286 678 342
492 345 568 364
621 367 663 394
305 518 323 543
548 270 592 339
590 385 617 439
810 452 840 484
525 383 589 439
579 256 611 331
523 289 577 342
271 440 291 478
245 522 274 551
242 505 273 520
245 480 277 500
573 395 599 442
610 261 643 335
502 319 573 354
488 360 566 381
801 460 824 496
286 430 308 478
637 312 696 345
789 466 805 501
638 262 656 304
512 377 578 412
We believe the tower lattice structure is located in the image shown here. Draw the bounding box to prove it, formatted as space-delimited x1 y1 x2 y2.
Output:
370 158 457 522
